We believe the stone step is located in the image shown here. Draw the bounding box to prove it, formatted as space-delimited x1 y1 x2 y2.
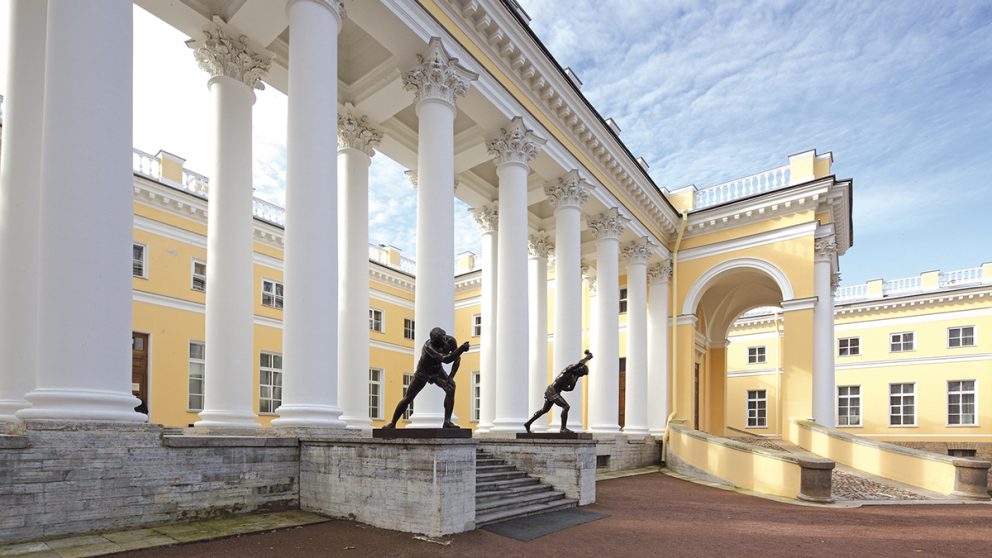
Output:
476 489 566 514
475 498 578 528
476 482 552 504
476 470 528 482
476 464 516 473
476 476 541 493
476 458 505 466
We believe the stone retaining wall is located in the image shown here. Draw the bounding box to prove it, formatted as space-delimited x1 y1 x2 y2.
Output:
593 434 662 472
478 439 596 505
0 422 299 543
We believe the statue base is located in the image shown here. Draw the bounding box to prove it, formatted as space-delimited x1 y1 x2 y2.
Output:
516 432 593 440
373 427 472 439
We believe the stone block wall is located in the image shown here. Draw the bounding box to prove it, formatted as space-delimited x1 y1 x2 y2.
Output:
593 434 662 472
0 422 299 543
299 438 475 537
478 439 596 505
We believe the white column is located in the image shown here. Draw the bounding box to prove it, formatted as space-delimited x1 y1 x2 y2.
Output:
490 117 545 433
402 38 478 427
187 23 269 429
646 261 671 436
17 0 142 422
336 106 382 429
622 238 653 435
528 233 553 431
580 264 597 431
0 0 46 422
545 171 591 430
812 235 837 427
587 208 628 434
273 0 346 427
470 204 498 432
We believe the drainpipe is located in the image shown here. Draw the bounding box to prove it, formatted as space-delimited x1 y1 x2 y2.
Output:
662 211 689 461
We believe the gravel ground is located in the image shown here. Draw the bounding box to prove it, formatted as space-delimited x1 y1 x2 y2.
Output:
114 473 992 558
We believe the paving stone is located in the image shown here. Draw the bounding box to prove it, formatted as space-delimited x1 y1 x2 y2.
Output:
0 542 50 557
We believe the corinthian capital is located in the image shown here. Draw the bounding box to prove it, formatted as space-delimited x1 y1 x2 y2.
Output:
469 203 498 234
487 117 546 167
338 104 382 157
528 232 554 259
543 170 592 211
648 261 673 284
815 236 838 259
402 37 479 107
188 18 270 90
587 208 629 241
622 237 655 265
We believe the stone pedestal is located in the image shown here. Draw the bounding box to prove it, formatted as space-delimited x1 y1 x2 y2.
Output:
300 438 476 536
517 432 592 440
372 428 472 439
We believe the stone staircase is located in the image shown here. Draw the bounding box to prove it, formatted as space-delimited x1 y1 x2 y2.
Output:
475 448 577 527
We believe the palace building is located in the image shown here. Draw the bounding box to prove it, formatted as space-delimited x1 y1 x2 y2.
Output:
1 0 988 544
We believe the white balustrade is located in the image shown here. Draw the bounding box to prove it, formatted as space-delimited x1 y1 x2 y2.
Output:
882 276 922 296
834 284 868 301
252 198 285 226
132 149 161 181
694 164 791 209
939 267 983 287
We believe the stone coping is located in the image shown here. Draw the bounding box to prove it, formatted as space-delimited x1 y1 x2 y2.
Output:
301 437 476 446
670 423 833 469
162 435 299 448
0 434 30 449
23 420 165 432
794 419 991 470
477 438 596 446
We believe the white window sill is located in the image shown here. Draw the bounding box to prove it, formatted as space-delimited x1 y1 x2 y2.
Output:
258 412 278 417
887 424 918 428
836 424 863 428
946 424 979 428
745 425 768 429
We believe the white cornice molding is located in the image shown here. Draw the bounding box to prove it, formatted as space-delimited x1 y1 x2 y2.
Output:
134 290 283 329
679 221 817 263
835 352 992 371
369 266 416 292
455 295 482 310
727 368 783 378
369 288 415 311
781 297 818 312
835 287 992 317
835 306 992 332
456 271 483 292
370 338 415 356
684 178 833 238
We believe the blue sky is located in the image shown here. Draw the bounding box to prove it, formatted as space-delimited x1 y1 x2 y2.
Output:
1 1 989 284
517 0 992 283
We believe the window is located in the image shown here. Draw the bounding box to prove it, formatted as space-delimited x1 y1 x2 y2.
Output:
837 385 861 427
369 368 383 420
746 390 767 428
402 374 414 419
472 371 481 422
403 318 415 340
369 308 384 332
889 383 916 426
619 287 628 314
188 341 205 411
747 346 766 364
949 449 977 458
472 314 482 337
890 332 914 352
262 279 284 309
133 243 147 278
191 259 207 292
948 326 975 348
259 352 283 414
948 380 976 426
838 337 860 356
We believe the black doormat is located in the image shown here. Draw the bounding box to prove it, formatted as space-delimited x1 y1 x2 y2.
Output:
481 508 607 541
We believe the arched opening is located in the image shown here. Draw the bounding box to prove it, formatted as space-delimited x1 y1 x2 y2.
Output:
683 260 790 436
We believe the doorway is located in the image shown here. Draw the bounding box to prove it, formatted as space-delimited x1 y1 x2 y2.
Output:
132 332 149 415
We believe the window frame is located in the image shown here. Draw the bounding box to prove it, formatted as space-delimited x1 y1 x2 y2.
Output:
471 371 481 422
947 379 978 427
838 337 860 357
191 258 207 292
888 382 917 427
258 351 283 415
747 346 767 365
837 385 862 427
187 340 205 412
403 318 415 340
261 278 284 310
746 389 767 428
472 314 482 337
889 331 915 353
369 308 384 333
947 326 976 349
133 242 147 279
369 367 384 420
402 373 414 420
619 287 628 314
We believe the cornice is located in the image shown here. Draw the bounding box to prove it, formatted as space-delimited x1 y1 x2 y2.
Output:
436 0 679 238
456 269 483 291
834 286 992 317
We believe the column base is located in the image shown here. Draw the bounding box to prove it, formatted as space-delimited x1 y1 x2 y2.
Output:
194 409 261 429
588 424 621 434
649 427 666 437
549 420 586 433
270 404 344 428
622 426 650 436
0 399 31 422
490 418 527 433
474 423 492 434
16 388 145 422
407 411 445 429
338 414 373 430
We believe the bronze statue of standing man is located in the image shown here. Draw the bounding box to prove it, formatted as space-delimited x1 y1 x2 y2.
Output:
524 350 593 433
383 327 470 429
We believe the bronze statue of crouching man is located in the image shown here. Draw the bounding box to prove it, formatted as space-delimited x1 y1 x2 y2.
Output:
524 350 593 433
383 326 470 429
